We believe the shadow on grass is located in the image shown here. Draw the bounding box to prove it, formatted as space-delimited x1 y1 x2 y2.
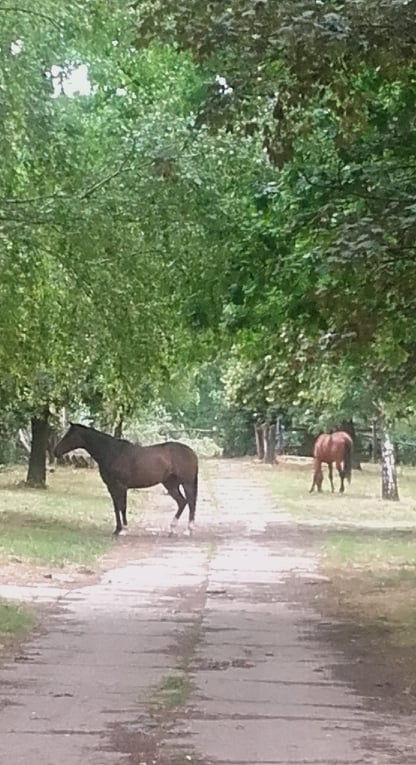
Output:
0 511 110 566
0 510 109 535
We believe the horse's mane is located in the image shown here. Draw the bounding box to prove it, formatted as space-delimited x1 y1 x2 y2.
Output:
72 423 133 464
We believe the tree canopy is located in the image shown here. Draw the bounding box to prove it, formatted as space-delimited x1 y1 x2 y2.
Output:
133 0 416 423
1 0 415 479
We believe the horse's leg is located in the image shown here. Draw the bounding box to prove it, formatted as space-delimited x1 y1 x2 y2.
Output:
328 462 335 493
121 493 128 527
336 461 345 493
310 458 323 493
108 483 126 535
163 476 187 534
310 460 323 492
182 477 198 536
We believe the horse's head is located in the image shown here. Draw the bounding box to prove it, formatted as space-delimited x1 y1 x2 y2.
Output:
54 423 85 458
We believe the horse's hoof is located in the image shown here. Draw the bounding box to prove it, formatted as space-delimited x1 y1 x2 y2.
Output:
169 518 179 536
184 522 195 538
114 529 126 537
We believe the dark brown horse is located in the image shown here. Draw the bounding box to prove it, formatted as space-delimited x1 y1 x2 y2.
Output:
55 423 198 536
310 431 353 494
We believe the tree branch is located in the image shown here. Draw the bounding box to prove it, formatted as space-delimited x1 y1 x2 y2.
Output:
79 167 126 200
0 6 63 29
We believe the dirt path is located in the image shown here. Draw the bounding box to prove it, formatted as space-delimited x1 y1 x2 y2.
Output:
0 459 415 764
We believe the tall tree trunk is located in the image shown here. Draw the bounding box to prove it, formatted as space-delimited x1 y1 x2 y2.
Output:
254 422 265 460
114 417 123 439
59 407 68 430
371 419 378 463
340 418 361 470
46 425 58 466
264 422 276 465
381 429 399 501
276 418 285 455
26 410 49 487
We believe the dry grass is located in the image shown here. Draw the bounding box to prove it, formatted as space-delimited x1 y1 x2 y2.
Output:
264 457 416 527
263 458 416 648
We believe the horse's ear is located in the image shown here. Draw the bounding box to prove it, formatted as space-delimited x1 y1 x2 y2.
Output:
69 421 74 426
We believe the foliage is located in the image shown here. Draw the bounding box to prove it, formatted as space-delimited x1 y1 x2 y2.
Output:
133 0 416 426
2 0 416 471
0 4 231 430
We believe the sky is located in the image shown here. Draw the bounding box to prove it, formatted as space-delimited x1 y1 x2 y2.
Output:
11 38 92 98
51 64 91 97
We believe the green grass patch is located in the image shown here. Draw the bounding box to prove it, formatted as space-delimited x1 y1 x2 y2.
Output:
321 529 416 647
259 458 416 650
264 459 416 527
0 466 142 567
150 673 192 712
0 599 35 640
324 532 416 570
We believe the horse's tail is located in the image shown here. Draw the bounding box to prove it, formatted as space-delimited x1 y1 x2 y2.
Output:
344 438 352 484
187 460 198 522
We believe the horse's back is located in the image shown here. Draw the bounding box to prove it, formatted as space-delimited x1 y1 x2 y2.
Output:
133 440 198 482
163 441 198 475
314 431 352 461
331 431 352 448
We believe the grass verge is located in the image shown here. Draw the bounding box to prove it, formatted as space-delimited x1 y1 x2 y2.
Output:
322 530 416 648
263 458 416 705
0 465 142 568
264 458 416 525
0 598 36 644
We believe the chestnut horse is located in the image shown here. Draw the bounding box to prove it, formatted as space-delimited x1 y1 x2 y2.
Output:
55 423 198 536
310 431 353 494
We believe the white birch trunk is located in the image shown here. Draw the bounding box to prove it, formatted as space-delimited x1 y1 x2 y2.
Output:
381 432 399 501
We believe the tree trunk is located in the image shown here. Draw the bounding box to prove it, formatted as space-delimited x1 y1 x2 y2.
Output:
114 418 123 439
254 422 265 460
381 431 399 501
340 418 361 470
18 428 31 455
46 425 58 466
371 419 378 463
26 410 49 487
264 423 276 465
59 407 68 430
276 418 285 455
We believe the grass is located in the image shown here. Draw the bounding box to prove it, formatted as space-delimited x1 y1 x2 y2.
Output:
324 532 416 570
0 465 142 567
262 458 416 649
265 458 416 526
322 531 416 648
0 599 36 642
150 673 192 712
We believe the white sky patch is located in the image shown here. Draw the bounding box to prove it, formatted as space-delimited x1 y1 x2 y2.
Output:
51 63 91 97
216 74 233 95
10 38 23 56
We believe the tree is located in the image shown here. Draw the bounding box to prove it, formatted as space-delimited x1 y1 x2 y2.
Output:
0 6 210 483
132 0 416 495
